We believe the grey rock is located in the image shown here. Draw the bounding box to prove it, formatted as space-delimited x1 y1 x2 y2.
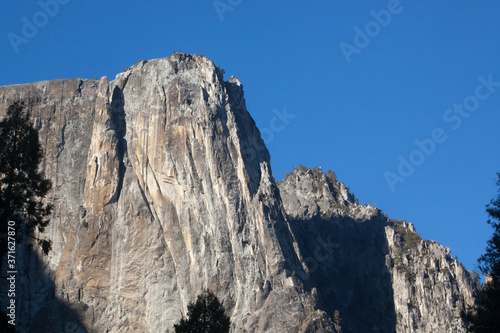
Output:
0 55 476 333
278 166 477 332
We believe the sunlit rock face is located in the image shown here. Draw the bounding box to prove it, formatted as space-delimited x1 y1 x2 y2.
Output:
0 54 476 333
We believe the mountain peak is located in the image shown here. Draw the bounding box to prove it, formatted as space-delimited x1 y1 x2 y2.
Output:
0 55 478 333
279 165 379 221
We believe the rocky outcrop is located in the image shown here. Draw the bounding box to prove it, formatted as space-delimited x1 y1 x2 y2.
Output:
278 166 477 332
0 55 476 332
386 222 476 332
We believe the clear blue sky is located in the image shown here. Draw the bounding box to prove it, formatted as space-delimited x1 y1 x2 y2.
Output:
2 0 500 275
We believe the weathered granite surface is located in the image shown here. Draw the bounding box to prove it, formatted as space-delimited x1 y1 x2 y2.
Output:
0 54 476 332
278 166 477 332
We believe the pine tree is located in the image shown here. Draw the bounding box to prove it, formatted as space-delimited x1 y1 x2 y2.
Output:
0 102 53 259
462 173 500 332
174 289 230 333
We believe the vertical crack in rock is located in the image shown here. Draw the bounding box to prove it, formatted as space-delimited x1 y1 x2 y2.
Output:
108 85 127 205
56 121 67 159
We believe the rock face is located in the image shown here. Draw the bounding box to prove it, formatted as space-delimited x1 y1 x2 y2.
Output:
0 54 476 332
278 167 477 332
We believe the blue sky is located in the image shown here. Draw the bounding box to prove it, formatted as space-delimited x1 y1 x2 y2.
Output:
1 0 500 275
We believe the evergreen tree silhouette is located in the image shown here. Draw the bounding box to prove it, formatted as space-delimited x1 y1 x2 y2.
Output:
0 102 53 331
174 289 230 333
462 173 500 332
0 102 52 258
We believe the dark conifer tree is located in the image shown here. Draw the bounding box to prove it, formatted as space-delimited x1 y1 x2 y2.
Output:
174 289 230 333
0 102 53 258
463 173 500 332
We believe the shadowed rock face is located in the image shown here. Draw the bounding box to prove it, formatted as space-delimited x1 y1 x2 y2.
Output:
0 54 476 333
278 167 477 332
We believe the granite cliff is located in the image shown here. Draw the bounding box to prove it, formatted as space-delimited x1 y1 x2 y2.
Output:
0 54 477 332
278 167 477 332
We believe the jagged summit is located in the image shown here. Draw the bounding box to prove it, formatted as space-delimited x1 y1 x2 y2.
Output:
279 165 378 221
278 165 478 332
0 55 478 333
